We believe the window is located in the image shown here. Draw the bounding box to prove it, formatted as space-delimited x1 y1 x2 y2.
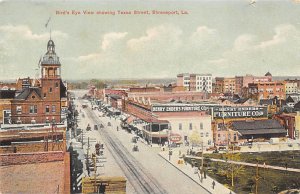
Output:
200 123 203 130
179 123 182 130
16 106 22 114
31 95 35 99
55 82 59 88
29 105 37 114
206 132 209 137
49 87 52 93
52 105 56 113
45 105 50 113
189 123 193 130
200 133 203 137
44 93 46 98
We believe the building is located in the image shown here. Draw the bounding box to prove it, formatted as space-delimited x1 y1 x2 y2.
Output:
10 39 67 124
248 81 285 100
0 90 16 125
285 81 299 94
0 125 70 194
295 112 300 140
287 93 300 104
177 73 212 93
235 76 243 95
230 119 286 142
151 103 213 146
274 113 297 139
125 101 213 147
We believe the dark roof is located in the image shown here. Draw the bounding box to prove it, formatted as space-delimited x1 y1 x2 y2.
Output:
265 71 272 76
232 119 286 135
238 129 286 135
109 94 122 100
0 90 16 99
15 87 41 100
235 98 249 104
232 119 284 130
286 96 295 103
294 101 300 109
259 99 273 105
259 98 286 107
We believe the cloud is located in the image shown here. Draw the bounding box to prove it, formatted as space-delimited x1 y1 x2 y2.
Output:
101 32 128 51
208 24 300 76
127 24 182 51
71 24 223 79
0 25 68 41
257 24 298 49
0 25 68 79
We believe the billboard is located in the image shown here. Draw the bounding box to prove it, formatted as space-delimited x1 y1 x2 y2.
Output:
151 104 268 119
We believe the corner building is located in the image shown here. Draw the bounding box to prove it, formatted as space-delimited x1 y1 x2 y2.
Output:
10 39 66 124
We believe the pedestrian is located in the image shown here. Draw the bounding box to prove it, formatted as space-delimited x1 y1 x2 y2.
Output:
285 162 288 170
204 169 207 179
117 126 119 131
212 181 215 189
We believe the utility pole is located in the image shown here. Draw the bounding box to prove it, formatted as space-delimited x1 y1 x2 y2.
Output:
81 128 84 149
93 153 97 193
255 162 260 194
200 141 204 183
86 137 90 176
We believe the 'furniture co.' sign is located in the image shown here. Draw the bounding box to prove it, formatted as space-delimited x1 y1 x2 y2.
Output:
151 104 268 119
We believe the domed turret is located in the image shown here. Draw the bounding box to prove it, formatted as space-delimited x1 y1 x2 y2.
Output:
41 39 61 79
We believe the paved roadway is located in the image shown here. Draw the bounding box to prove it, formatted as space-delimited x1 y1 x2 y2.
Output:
73 94 211 193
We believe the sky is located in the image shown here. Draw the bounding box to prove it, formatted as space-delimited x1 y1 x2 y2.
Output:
0 0 300 80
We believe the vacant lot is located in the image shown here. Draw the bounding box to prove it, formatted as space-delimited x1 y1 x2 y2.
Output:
185 151 300 194
204 151 300 169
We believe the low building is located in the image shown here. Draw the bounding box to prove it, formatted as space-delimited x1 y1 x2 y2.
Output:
0 90 15 125
274 113 297 139
0 125 70 194
231 119 286 143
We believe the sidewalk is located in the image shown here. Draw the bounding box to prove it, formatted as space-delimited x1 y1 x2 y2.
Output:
158 149 235 194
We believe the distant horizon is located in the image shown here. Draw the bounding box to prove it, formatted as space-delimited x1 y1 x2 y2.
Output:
1 75 300 84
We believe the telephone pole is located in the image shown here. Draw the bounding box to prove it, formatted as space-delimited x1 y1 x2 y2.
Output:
93 153 97 193
200 141 204 183
255 162 260 194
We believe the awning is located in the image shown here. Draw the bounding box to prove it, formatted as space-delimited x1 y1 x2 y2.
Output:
126 116 136 124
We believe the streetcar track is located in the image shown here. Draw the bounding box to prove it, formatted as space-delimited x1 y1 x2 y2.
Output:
85 106 168 194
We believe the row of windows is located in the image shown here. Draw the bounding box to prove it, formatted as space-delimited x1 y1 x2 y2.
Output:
197 86 212 90
16 105 56 114
196 81 212 85
197 77 211 80
179 123 204 130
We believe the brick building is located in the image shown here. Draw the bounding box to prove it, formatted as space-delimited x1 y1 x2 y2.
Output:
10 39 66 124
0 125 70 194
248 81 285 100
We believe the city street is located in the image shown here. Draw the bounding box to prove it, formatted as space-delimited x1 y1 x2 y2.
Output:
73 90 212 194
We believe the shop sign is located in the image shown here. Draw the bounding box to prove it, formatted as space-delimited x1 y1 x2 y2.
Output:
170 133 182 143
152 105 210 112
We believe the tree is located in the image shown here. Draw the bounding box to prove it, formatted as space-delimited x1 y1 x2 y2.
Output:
218 152 244 188
189 130 201 147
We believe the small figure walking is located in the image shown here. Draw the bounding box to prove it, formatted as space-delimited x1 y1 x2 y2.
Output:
285 162 288 170
212 181 215 190
117 126 119 131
